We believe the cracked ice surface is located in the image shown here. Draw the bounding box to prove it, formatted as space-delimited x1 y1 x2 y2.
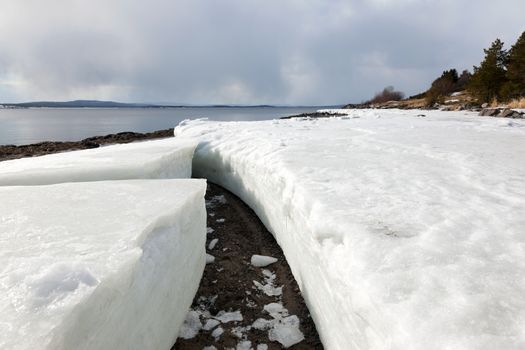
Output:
0 138 197 186
175 110 525 349
0 179 207 350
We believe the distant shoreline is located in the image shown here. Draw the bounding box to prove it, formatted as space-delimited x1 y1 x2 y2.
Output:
0 129 173 162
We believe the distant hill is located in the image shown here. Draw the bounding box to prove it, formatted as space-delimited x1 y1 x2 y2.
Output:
0 100 339 109
8 100 162 108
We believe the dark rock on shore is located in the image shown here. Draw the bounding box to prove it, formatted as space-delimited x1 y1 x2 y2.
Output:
0 129 174 162
479 108 524 118
281 111 346 119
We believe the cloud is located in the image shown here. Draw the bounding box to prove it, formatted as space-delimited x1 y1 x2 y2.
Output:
0 0 523 104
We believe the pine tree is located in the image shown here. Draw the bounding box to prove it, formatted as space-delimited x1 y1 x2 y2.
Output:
425 69 459 106
502 31 525 99
468 39 508 103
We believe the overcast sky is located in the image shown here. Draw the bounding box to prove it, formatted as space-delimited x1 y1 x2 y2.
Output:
0 1 523 105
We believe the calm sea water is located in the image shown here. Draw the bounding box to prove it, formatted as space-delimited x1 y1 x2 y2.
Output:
0 107 319 145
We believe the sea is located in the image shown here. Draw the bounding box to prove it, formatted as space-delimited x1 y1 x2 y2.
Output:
0 107 321 145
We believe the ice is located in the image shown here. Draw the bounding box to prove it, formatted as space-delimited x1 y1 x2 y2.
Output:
206 254 216 264
215 310 243 323
268 315 305 348
256 345 268 350
0 138 196 186
203 318 221 331
253 270 282 297
236 340 252 350
0 179 207 350
211 326 224 339
178 310 203 340
208 238 219 250
250 254 278 267
175 110 525 349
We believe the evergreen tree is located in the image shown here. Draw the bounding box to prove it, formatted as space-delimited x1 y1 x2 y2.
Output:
456 70 472 90
468 39 508 103
502 31 525 99
425 69 459 105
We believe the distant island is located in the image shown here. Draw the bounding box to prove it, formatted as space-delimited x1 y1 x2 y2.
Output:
0 100 336 109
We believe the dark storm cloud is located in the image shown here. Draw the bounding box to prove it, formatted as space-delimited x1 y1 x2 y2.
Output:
0 0 523 104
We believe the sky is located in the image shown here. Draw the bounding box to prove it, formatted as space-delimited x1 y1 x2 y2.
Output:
0 0 524 105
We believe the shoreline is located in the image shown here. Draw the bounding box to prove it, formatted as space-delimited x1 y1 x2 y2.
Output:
0 128 173 162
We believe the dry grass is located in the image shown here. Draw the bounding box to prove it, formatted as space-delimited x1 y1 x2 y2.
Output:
507 97 525 109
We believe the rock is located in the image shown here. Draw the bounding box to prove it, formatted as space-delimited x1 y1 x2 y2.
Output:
499 109 515 118
479 108 500 117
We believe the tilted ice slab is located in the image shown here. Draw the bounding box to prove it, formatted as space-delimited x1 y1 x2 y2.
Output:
0 179 207 350
0 137 196 186
175 110 525 349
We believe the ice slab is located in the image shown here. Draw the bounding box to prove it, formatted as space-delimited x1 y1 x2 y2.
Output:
175 110 525 349
0 138 197 186
0 179 207 350
250 254 278 267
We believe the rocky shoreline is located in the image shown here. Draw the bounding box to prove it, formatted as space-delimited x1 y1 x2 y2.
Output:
0 129 173 162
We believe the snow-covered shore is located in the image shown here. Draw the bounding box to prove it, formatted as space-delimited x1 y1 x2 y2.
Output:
175 109 525 349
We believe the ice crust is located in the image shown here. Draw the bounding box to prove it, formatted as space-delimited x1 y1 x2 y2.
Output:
175 110 525 349
0 179 207 350
0 138 197 186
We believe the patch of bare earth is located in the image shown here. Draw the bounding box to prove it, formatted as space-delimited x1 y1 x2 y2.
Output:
173 183 323 350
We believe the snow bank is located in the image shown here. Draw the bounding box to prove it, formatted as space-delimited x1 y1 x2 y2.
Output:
175 110 525 349
0 179 207 350
0 138 196 186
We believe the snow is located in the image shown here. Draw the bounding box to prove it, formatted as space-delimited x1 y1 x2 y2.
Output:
250 254 278 267
0 138 196 186
175 109 525 350
0 179 207 350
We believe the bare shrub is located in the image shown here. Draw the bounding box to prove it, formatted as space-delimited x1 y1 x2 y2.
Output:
369 86 405 104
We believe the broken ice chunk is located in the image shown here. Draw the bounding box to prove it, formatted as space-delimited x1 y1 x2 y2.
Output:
236 340 252 350
253 280 282 297
178 310 202 339
216 218 225 223
208 238 219 250
251 254 278 267
263 303 288 318
257 345 268 350
215 310 243 323
268 315 304 348
211 326 224 339
203 319 220 331
252 318 273 330
206 254 215 264
206 227 215 234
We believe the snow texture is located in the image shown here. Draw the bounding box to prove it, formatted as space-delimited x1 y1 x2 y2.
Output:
0 179 207 350
0 138 196 186
175 110 525 349
250 254 278 267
